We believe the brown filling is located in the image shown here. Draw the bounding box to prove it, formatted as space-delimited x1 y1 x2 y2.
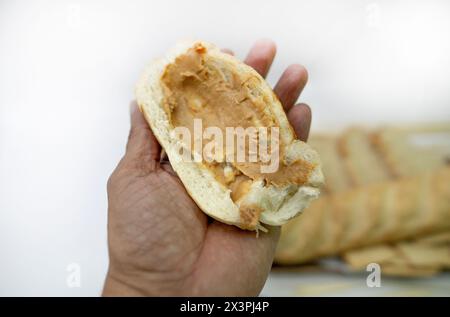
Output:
161 43 314 227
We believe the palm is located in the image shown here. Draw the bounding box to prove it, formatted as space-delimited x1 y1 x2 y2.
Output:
104 40 312 296
108 162 278 295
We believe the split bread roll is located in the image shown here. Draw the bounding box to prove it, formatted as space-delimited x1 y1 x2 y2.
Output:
135 41 324 231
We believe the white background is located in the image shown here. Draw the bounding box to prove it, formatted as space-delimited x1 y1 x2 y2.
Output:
1 0 449 296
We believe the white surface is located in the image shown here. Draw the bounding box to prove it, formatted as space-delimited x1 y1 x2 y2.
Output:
1 0 450 296
262 270 450 297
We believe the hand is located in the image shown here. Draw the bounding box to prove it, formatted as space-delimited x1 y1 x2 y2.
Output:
102 40 312 296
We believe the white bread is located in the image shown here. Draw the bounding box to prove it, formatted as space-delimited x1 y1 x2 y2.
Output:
135 41 324 231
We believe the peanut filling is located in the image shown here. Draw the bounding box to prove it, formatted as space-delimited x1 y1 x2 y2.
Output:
160 44 315 226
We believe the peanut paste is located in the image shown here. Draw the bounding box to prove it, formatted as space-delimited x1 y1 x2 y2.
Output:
161 44 314 224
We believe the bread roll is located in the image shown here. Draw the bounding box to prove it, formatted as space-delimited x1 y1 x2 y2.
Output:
136 41 324 231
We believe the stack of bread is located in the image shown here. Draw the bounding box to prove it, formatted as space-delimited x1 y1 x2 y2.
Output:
275 123 450 276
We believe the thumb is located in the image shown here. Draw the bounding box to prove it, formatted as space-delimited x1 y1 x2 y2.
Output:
125 101 161 163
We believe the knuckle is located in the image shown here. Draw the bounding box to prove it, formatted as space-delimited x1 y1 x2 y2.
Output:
107 172 117 192
128 126 146 142
107 158 126 192
127 127 136 145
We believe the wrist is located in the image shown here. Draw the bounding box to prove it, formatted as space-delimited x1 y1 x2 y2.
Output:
102 264 188 296
102 269 148 296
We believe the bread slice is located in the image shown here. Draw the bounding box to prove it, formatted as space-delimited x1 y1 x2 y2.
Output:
415 231 450 245
343 244 398 269
373 123 450 177
275 198 329 264
275 166 450 263
135 41 324 231
343 241 449 277
338 127 391 186
307 135 351 193
380 264 439 278
397 241 450 269
335 184 382 250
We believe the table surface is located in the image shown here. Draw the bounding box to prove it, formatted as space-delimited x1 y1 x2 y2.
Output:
263 264 450 297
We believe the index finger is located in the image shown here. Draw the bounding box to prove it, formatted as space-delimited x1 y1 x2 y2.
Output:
244 39 277 78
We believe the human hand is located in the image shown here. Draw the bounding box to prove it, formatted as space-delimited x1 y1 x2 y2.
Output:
102 40 312 296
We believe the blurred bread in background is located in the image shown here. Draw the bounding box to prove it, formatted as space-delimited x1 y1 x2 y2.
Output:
308 136 351 193
344 232 450 277
373 123 450 177
275 122 450 277
339 128 391 186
